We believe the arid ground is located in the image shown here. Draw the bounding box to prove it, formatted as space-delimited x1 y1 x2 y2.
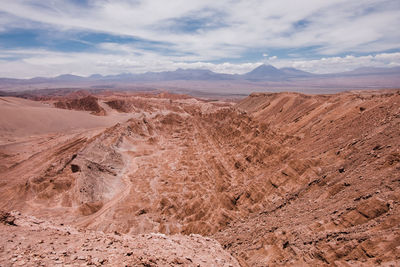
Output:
0 89 399 266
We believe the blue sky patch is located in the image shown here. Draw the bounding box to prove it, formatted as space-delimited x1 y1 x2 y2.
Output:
158 9 227 33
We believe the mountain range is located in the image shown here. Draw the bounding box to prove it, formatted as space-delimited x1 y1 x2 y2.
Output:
1 64 399 95
2 64 400 84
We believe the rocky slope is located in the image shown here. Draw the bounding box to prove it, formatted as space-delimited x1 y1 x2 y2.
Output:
214 90 400 266
0 89 399 266
54 95 106 115
0 211 239 266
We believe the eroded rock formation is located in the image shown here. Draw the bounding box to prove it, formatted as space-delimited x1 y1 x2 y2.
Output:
0 90 399 266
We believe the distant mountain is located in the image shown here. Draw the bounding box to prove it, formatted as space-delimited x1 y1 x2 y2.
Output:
242 64 315 81
0 65 315 84
0 65 399 90
88 74 103 79
97 69 236 82
102 73 136 81
280 67 315 77
242 64 284 80
326 66 400 77
53 74 85 82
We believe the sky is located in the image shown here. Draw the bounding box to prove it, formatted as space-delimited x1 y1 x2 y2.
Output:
0 0 399 78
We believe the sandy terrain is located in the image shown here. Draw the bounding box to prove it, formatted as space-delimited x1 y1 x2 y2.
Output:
0 89 399 266
0 97 135 143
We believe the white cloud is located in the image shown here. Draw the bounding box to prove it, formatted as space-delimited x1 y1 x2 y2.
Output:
0 1 399 77
0 0 399 59
0 48 263 78
0 48 399 78
273 53 400 73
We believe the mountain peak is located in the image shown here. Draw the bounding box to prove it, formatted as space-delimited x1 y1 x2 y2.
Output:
89 74 103 79
243 64 282 80
54 74 84 81
253 64 279 70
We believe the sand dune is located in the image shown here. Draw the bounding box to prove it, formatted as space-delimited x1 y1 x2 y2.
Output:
0 97 133 141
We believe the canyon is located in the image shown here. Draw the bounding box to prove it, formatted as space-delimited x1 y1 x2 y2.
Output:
0 89 399 266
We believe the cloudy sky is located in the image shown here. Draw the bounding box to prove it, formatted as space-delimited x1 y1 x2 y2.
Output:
0 0 399 78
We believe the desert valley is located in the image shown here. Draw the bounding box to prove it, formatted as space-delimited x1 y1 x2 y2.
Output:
1 1 400 266
0 88 399 266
